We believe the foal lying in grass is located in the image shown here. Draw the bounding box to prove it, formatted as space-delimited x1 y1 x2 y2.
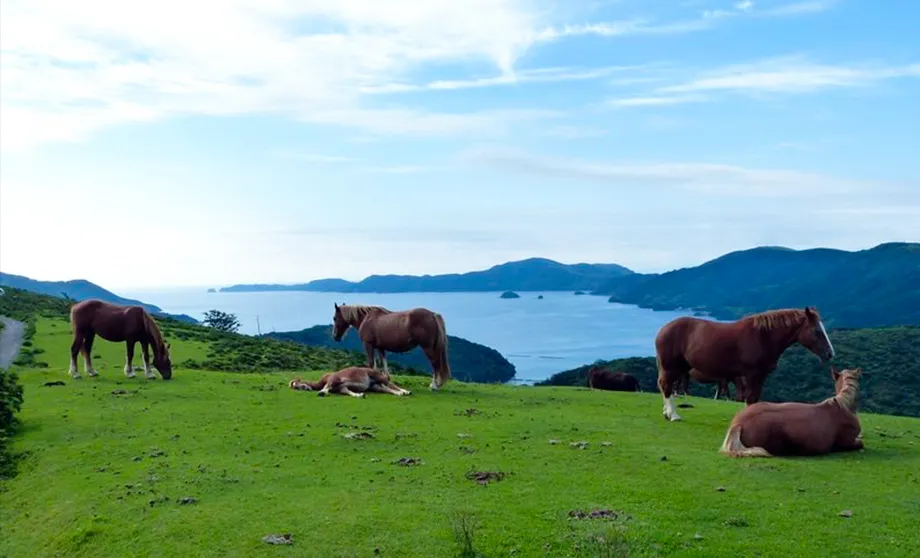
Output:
720 367 863 457
289 366 412 398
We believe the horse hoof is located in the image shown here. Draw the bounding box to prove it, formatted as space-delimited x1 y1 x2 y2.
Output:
317 392 326 397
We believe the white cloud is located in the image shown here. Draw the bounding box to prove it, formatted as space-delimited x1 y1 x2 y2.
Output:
0 0 851 151
0 0 555 151
271 151 354 163
457 146 877 197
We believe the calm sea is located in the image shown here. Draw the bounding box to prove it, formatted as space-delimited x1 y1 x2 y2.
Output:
120 289 698 384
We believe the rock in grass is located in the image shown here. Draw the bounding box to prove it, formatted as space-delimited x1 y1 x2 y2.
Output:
263 533 294 545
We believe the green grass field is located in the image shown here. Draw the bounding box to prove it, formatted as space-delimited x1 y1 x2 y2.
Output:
2 317 919 557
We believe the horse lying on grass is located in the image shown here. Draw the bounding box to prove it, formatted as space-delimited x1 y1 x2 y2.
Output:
720 367 863 458
288 366 412 398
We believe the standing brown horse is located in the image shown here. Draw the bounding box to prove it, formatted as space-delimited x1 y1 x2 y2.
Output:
69 299 173 380
332 303 451 390
656 307 834 421
720 367 863 457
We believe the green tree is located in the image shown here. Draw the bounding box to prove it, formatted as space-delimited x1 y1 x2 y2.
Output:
202 309 241 333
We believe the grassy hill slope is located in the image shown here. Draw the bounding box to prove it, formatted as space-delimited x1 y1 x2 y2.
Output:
537 325 920 418
266 325 517 384
221 257 635 293
2 314 919 557
599 242 920 329
0 272 199 324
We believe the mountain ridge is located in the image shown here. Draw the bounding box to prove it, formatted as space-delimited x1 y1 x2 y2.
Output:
0 272 199 324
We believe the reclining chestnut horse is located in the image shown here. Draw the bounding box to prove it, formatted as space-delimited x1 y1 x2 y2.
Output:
289 366 412 398
720 367 863 458
587 366 640 392
655 307 835 421
331 303 451 391
68 299 173 380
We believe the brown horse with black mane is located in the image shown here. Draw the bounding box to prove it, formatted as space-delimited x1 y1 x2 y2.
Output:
332 303 451 391
68 299 173 380
288 366 412 398
656 307 834 421
720 367 863 457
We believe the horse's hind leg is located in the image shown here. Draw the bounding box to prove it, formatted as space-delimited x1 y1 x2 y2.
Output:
69 330 84 379
82 331 98 377
379 350 390 375
422 346 440 390
656 356 685 422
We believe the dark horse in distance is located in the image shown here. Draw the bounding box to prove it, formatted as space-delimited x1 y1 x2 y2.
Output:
588 366 641 392
332 303 451 390
655 307 834 421
69 299 173 380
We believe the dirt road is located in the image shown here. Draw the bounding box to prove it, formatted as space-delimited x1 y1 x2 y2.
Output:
0 316 26 369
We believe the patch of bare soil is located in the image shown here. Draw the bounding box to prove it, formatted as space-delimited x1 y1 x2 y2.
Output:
466 471 507 485
393 457 423 467
567 508 629 521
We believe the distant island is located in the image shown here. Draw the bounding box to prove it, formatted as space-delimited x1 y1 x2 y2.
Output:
220 242 919 329
0 272 199 324
220 257 634 293
500 291 520 299
265 325 516 384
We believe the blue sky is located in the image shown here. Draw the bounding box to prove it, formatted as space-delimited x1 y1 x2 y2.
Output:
1 0 918 289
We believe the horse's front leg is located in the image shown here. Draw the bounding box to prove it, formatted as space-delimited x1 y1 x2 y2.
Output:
363 343 376 369
744 377 764 406
379 350 389 375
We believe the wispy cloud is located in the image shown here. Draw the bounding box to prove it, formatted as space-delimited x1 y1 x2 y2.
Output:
271 151 353 163
661 58 920 94
362 65 643 94
606 94 706 107
457 146 876 197
606 56 920 108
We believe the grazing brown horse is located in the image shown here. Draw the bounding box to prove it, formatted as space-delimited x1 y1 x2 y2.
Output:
69 299 173 380
332 303 451 391
587 366 640 392
720 367 863 457
288 366 411 398
656 307 834 421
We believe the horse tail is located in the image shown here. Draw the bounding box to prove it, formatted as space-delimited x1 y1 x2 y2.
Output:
719 423 772 458
433 312 451 384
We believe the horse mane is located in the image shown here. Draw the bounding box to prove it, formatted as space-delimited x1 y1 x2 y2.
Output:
339 304 390 324
141 310 167 356
749 309 807 331
829 371 861 413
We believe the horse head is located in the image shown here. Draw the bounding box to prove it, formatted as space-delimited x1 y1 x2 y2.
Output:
830 366 862 391
154 341 173 379
332 302 349 341
797 307 835 363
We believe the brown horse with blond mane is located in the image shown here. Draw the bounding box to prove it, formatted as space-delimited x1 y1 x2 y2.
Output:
720 367 863 457
655 307 834 421
68 299 173 380
332 303 451 391
288 366 411 398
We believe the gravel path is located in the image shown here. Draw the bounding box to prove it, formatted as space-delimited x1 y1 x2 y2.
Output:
0 316 26 369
